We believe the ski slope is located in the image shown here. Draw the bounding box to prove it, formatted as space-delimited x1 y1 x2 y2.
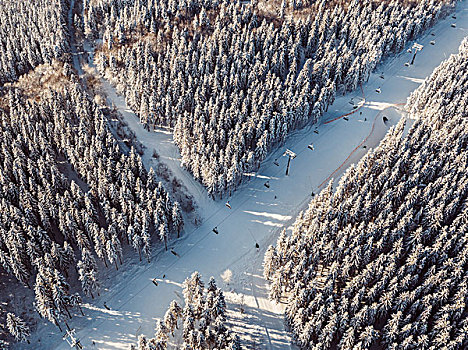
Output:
25 3 468 349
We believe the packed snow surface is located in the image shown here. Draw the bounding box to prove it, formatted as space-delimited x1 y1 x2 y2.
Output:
24 2 468 349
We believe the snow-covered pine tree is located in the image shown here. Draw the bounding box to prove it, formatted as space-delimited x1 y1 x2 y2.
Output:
6 313 30 344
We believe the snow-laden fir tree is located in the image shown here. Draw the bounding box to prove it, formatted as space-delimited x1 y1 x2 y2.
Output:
264 38 468 349
6 313 30 344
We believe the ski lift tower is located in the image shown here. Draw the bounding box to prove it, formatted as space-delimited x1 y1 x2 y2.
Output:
411 43 423 65
283 149 297 176
64 329 83 349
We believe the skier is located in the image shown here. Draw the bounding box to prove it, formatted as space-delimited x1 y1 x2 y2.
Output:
213 227 219 234
383 116 388 123
255 243 260 252
163 274 166 278
274 195 277 199
152 278 158 286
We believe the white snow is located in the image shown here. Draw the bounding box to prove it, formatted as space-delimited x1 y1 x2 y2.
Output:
25 3 468 349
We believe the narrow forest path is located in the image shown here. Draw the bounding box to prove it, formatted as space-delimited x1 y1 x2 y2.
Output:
97 78 216 213
35 3 468 350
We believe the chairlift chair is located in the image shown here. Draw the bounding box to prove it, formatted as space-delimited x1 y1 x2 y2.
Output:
308 144 314 151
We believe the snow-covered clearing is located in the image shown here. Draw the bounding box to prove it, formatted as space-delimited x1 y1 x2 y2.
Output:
26 3 468 349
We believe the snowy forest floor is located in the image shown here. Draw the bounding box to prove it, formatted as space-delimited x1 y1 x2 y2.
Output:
18 2 468 349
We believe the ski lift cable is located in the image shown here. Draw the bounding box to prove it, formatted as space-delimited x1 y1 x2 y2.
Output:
318 102 405 189
98 61 374 316
247 228 257 244
324 83 366 125
70 29 424 342
71 96 343 347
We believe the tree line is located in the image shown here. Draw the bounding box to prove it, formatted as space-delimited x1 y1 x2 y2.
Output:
264 38 468 349
0 63 183 344
84 0 455 197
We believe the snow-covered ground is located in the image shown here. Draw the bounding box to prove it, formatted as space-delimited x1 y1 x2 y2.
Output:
27 3 468 349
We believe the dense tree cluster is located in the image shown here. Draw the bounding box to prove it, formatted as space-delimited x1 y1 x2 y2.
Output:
0 64 182 334
0 0 70 85
83 0 454 197
133 273 241 349
264 39 468 349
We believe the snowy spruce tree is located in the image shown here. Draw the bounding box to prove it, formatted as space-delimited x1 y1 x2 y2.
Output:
264 38 468 349
6 313 30 344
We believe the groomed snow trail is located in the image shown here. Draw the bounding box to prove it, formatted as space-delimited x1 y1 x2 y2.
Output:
27 3 468 349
